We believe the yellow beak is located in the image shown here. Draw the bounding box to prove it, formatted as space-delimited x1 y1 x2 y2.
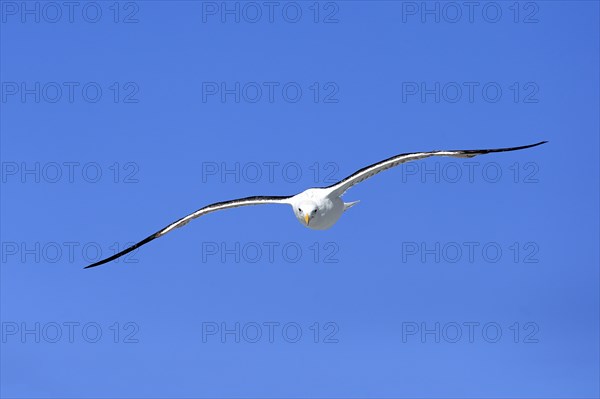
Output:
304 214 310 225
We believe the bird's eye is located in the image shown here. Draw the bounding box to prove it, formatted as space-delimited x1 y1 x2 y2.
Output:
312 209 317 214
298 208 302 213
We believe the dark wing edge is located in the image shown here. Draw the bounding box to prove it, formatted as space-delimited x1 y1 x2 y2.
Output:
325 141 548 195
83 230 161 269
447 140 548 156
83 195 292 269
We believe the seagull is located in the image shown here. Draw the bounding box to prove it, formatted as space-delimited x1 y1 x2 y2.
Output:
84 141 546 268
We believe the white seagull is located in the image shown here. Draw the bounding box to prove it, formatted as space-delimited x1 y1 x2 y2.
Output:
85 141 546 268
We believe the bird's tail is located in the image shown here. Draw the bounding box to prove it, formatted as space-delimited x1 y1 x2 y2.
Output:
344 201 360 211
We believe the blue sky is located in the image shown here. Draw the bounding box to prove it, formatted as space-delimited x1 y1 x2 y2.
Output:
1 1 598 398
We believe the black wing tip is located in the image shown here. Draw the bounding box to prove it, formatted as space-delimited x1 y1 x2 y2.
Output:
508 140 548 151
83 232 161 269
527 140 548 147
83 259 109 269
504 140 548 151
83 253 123 269
461 140 548 155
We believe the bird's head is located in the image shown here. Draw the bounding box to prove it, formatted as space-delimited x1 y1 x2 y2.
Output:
294 201 319 227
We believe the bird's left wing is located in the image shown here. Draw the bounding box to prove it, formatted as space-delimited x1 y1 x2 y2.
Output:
84 195 291 269
325 141 547 197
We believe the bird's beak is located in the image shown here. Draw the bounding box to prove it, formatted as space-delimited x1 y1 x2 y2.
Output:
304 214 310 225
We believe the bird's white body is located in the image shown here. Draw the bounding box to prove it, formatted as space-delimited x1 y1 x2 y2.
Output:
290 189 348 230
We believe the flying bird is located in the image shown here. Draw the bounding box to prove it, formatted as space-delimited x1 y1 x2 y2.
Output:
84 141 546 268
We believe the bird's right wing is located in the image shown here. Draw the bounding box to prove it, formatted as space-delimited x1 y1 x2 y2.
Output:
325 141 547 197
84 195 291 269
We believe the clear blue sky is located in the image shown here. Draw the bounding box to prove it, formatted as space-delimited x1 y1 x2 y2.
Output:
1 1 598 398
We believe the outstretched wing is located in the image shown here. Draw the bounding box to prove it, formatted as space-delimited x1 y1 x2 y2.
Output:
325 141 547 197
84 195 291 269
